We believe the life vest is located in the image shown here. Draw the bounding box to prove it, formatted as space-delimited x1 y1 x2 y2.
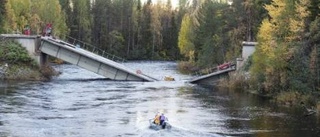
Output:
154 115 160 125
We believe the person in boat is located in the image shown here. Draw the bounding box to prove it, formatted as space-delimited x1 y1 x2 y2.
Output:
160 113 166 128
153 113 161 125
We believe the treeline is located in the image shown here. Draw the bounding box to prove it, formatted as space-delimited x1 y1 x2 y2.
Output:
0 0 180 60
178 0 270 68
250 0 320 96
63 0 181 60
0 0 270 62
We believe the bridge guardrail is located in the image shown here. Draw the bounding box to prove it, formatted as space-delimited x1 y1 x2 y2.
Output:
193 62 236 76
193 67 218 76
64 36 126 63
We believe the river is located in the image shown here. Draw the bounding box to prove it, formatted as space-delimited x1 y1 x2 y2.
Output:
0 61 319 137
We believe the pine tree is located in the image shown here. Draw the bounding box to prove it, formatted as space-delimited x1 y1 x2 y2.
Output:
71 0 92 42
0 0 6 33
59 0 72 35
92 0 111 49
140 1 153 59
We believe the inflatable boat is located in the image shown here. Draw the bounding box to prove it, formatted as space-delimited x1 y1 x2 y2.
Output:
149 119 172 130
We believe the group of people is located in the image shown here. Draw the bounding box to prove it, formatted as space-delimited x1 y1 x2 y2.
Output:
153 113 167 126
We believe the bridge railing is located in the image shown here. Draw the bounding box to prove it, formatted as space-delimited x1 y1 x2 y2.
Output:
64 36 126 63
193 66 218 76
193 62 236 76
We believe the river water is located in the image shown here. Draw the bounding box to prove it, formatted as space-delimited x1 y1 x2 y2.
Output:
0 61 319 137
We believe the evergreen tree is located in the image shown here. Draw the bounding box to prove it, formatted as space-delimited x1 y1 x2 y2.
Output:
92 0 111 49
309 0 320 21
71 0 92 42
0 0 6 33
194 1 228 67
140 1 153 59
59 0 72 35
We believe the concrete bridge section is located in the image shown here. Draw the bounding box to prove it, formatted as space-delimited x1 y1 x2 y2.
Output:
188 41 256 86
188 65 236 86
1 34 158 82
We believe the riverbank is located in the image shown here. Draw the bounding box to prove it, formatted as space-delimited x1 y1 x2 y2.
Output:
0 40 59 81
177 61 320 115
1 63 59 81
218 71 320 116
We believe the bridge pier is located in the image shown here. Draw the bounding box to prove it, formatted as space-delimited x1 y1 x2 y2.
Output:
40 52 49 66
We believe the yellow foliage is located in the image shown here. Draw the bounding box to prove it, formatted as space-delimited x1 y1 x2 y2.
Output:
178 14 195 61
289 0 310 40
264 0 286 24
3 0 68 37
4 1 17 32
4 0 31 32
257 20 272 53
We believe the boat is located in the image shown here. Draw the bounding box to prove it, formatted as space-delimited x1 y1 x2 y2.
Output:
149 118 172 130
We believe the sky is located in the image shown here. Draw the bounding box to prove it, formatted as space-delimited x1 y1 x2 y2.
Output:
141 0 179 8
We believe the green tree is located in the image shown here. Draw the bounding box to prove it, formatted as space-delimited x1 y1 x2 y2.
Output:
193 1 230 67
309 17 320 91
4 0 31 33
30 0 68 36
178 14 195 61
59 0 72 35
139 1 153 59
109 30 125 56
71 0 92 42
0 0 6 33
92 0 111 49
250 0 313 94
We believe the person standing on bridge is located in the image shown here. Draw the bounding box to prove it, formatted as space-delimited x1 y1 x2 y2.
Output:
23 25 31 35
43 23 52 37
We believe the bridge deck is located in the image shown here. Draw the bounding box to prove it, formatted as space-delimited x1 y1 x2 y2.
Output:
189 66 236 85
40 37 158 82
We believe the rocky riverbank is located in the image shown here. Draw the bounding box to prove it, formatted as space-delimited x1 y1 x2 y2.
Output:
0 63 59 81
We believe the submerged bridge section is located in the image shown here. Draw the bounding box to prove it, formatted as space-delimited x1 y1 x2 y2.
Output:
1 34 157 82
189 64 236 86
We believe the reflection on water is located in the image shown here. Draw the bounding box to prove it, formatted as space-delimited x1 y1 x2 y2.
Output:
0 62 319 137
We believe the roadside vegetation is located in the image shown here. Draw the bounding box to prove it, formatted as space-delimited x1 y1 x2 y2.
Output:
0 39 58 80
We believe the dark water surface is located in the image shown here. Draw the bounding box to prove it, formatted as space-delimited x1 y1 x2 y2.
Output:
0 61 319 137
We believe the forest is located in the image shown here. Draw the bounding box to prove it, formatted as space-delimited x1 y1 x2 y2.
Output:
0 0 266 62
1 0 320 101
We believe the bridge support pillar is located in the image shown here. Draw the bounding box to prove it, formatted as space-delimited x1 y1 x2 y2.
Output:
40 52 48 67
236 58 244 71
